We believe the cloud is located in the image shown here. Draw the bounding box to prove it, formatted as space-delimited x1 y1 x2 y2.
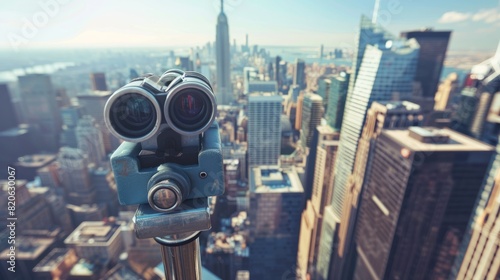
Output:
438 8 500 24
472 9 500 23
438 11 471 23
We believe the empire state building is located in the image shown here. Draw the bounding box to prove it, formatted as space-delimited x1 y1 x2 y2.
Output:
215 0 232 105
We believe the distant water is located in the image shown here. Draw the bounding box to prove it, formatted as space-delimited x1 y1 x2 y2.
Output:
0 62 75 82
440 67 469 83
265 46 352 66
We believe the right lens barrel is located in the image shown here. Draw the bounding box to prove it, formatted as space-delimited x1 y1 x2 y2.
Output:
165 74 216 136
104 86 162 142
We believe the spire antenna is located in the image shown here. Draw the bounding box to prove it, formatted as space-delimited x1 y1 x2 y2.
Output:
372 0 380 24
221 0 224 13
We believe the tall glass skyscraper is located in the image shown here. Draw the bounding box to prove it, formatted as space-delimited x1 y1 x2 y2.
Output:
329 15 397 220
325 72 350 131
348 15 395 98
331 38 420 219
215 0 232 105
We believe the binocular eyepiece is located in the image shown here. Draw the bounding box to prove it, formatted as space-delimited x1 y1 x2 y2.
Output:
104 69 217 142
105 69 224 218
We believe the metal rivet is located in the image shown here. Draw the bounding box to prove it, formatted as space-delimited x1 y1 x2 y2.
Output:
199 172 208 178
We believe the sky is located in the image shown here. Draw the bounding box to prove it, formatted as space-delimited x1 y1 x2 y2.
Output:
0 0 499 52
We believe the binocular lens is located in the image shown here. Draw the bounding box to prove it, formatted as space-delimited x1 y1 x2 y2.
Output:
168 88 213 133
109 93 157 139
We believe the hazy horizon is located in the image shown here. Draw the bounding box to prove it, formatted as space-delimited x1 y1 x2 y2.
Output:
1 0 499 52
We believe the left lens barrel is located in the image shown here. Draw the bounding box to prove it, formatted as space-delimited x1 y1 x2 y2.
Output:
104 86 162 142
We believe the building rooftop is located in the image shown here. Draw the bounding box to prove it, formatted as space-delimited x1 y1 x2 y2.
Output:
374 101 421 112
32 248 75 273
70 259 97 276
0 236 56 260
236 270 250 280
102 263 143 280
16 154 56 168
77 90 111 98
383 127 494 152
305 93 323 102
155 263 221 280
250 166 304 193
248 92 282 100
65 220 123 246
0 125 30 137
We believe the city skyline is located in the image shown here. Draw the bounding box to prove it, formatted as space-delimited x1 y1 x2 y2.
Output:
0 0 499 51
1 1 500 279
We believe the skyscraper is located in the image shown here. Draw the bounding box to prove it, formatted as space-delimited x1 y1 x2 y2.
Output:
0 84 18 131
325 72 350 131
77 91 119 153
331 38 420 220
451 44 500 276
60 105 84 148
90 72 108 91
434 72 459 111
215 0 232 105
328 15 399 220
297 125 339 280
274 56 282 85
468 42 500 144
249 166 304 279
243 66 258 94
401 29 451 108
295 93 304 131
317 76 332 111
279 60 288 94
0 84 33 166
300 93 323 148
294 59 306 90
57 147 96 206
353 127 493 280
348 15 395 99
76 115 106 167
247 92 282 167
456 168 500 279
18 74 62 152
329 101 422 280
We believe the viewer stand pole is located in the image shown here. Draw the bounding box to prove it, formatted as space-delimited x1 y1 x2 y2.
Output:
155 231 202 280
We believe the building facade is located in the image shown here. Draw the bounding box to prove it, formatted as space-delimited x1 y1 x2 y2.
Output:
354 127 493 279
247 93 282 167
331 38 420 221
300 93 323 149
18 74 62 152
248 166 305 279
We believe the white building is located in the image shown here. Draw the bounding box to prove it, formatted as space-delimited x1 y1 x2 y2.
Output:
64 220 125 265
247 92 282 167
